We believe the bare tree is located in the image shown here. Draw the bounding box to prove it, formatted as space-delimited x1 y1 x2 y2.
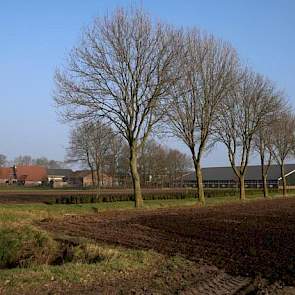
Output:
271 112 295 197
67 123 95 185
68 123 106 189
67 121 116 194
253 126 274 197
0 154 7 167
137 139 191 187
115 138 192 187
253 98 285 198
215 70 281 200
104 135 124 187
14 155 33 166
54 8 181 207
34 157 66 169
11 156 65 168
138 139 167 186
167 29 239 204
165 148 192 186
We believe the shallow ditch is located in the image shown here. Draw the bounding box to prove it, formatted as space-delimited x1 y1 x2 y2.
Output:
52 238 104 265
0 237 105 270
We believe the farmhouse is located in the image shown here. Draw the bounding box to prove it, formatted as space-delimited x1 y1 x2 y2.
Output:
180 164 295 189
0 165 47 186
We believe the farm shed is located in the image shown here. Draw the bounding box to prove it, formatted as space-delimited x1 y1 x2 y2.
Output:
180 164 295 189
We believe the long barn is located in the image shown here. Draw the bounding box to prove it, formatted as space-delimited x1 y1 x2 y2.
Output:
180 164 295 189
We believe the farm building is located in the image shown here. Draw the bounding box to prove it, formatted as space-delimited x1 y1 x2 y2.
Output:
47 168 73 188
69 170 113 187
0 165 48 186
47 168 73 182
180 164 295 189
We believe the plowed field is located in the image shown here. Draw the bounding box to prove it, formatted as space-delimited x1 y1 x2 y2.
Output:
39 197 295 286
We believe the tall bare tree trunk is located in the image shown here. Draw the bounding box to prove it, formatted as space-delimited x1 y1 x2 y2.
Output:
91 169 95 187
86 154 95 188
239 174 246 200
192 150 205 205
95 165 101 199
130 145 143 208
260 156 268 198
280 164 287 197
262 174 268 198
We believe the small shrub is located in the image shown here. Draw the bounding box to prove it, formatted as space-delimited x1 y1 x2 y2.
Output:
0 224 58 268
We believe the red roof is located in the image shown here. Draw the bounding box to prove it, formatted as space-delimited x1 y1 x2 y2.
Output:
0 167 11 179
16 166 47 181
0 166 48 182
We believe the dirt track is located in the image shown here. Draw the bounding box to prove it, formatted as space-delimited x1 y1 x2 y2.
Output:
39 198 295 292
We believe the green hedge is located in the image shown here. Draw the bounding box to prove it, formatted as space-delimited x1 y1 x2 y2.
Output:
54 189 243 204
0 187 284 205
54 188 286 204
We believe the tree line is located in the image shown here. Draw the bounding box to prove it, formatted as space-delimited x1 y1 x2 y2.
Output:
54 7 294 207
0 154 66 169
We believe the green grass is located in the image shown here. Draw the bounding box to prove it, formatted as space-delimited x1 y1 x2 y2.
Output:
0 198 197 223
0 193 292 224
0 239 202 295
0 243 161 294
0 196 251 223
0 224 58 268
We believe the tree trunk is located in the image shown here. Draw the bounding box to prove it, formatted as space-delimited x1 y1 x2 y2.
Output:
260 157 268 198
239 174 246 200
130 145 143 208
192 156 205 206
280 164 287 197
91 169 95 187
95 166 101 199
262 174 268 198
86 152 95 188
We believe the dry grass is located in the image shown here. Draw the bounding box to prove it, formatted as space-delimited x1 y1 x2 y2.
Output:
0 224 58 268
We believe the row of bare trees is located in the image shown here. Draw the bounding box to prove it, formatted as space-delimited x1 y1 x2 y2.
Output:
66 121 120 194
256 113 295 198
67 124 192 190
54 7 294 207
114 139 192 186
212 72 285 201
0 154 66 169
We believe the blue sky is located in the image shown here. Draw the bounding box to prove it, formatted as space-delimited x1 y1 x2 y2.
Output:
0 0 294 166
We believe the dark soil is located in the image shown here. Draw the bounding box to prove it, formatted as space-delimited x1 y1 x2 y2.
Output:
39 197 295 285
